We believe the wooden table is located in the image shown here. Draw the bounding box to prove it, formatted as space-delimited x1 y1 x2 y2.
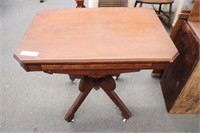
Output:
14 8 178 122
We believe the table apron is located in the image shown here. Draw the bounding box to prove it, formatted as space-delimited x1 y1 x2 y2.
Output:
21 62 169 78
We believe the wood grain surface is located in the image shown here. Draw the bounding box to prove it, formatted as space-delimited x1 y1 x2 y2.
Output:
169 61 200 114
14 8 178 64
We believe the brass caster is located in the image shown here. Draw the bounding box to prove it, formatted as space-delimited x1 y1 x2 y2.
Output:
71 80 75 84
122 118 127 122
69 119 74 123
114 74 120 80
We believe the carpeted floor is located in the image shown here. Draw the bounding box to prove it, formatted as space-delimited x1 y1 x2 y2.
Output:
1 0 199 133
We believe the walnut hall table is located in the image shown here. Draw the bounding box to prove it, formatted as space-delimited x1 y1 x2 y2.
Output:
14 8 178 122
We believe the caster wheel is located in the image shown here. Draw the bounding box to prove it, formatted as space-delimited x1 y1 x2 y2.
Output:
71 80 75 84
115 76 119 80
122 118 127 122
114 74 120 80
40 0 44 3
69 119 74 123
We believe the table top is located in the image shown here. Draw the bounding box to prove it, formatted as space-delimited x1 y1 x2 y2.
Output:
14 8 178 64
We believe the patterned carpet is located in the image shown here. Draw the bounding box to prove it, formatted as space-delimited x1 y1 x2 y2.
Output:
98 0 128 7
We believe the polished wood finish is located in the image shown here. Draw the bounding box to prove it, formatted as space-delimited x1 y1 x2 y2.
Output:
14 8 178 64
161 0 200 114
14 8 178 121
134 0 174 27
65 76 94 122
65 76 132 122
